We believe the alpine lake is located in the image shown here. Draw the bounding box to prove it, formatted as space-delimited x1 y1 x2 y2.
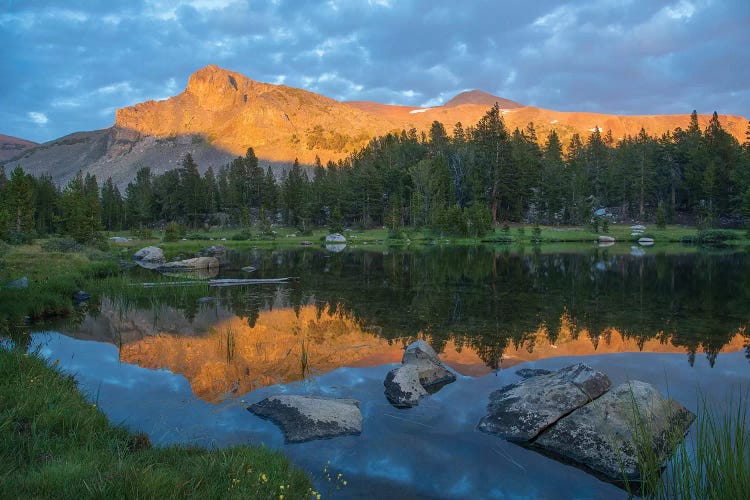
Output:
29 243 750 499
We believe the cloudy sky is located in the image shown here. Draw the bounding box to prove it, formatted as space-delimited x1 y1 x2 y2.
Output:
1 0 748 143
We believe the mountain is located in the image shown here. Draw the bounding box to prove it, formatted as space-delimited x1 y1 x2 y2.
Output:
444 90 522 109
3 64 748 188
0 134 38 163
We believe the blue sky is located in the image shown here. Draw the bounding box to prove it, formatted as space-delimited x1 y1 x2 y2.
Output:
1 0 748 143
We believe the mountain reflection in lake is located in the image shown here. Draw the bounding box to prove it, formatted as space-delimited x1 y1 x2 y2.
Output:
32 247 750 498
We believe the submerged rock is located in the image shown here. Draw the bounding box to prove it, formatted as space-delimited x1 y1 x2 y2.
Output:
248 395 362 443
203 244 226 256
535 381 695 481
383 340 456 408
157 256 219 271
73 290 90 303
515 368 554 379
241 266 257 273
477 363 611 442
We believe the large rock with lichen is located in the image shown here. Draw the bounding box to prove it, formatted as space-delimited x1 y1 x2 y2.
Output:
534 381 695 481
477 363 611 442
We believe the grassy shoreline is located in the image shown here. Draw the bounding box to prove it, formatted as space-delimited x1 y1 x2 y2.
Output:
0 345 312 499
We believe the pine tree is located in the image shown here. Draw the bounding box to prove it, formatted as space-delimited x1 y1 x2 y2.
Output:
5 166 36 242
33 174 59 235
540 130 565 223
471 104 510 223
101 177 124 231
61 172 101 243
125 167 153 229
178 153 206 227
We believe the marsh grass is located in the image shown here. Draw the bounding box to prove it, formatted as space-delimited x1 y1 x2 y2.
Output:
655 393 750 500
0 244 118 326
220 325 236 363
0 345 310 499
624 389 750 499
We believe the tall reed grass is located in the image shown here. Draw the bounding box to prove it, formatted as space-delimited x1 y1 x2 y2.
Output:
627 390 749 499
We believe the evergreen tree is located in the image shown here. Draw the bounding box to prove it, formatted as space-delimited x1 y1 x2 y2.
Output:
33 174 59 235
178 153 206 227
125 167 153 228
471 104 510 222
61 172 101 243
261 166 278 214
4 166 36 242
540 130 566 223
203 166 220 216
101 177 124 231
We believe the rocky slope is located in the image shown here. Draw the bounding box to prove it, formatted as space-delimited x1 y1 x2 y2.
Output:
0 134 37 163
3 65 748 187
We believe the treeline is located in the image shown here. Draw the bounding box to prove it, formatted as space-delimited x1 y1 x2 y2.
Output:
1 105 749 243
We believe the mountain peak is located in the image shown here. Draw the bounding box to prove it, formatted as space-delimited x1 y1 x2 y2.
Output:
445 90 522 109
183 65 275 111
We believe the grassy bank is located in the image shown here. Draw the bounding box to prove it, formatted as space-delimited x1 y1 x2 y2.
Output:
0 242 119 327
0 346 312 499
106 223 750 254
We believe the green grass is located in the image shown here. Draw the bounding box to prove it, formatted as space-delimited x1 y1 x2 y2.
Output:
626 390 750 499
113 223 750 250
0 243 119 321
0 346 312 499
654 393 750 500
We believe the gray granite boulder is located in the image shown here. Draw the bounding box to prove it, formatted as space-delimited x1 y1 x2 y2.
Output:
535 381 695 481
477 363 611 442
248 395 362 443
133 246 165 266
384 340 456 408
325 233 347 243
598 235 615 243
203 244 226 256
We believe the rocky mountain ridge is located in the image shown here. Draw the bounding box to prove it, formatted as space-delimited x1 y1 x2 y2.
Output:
3 64 748 188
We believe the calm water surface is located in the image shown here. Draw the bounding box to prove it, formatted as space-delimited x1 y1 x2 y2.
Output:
31 246 750 499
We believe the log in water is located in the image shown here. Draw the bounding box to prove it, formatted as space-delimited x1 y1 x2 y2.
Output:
135 278 297 287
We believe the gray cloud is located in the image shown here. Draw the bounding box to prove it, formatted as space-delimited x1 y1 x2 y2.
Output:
1 0 747 143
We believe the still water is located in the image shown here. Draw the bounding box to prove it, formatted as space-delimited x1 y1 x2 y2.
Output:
32 246 750 498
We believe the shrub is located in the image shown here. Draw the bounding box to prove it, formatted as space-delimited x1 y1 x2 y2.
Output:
695 229 739 246
230 231 252 241
163 222 179 242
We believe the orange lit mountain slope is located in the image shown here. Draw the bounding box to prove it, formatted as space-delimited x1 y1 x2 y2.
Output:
5 65 747 188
